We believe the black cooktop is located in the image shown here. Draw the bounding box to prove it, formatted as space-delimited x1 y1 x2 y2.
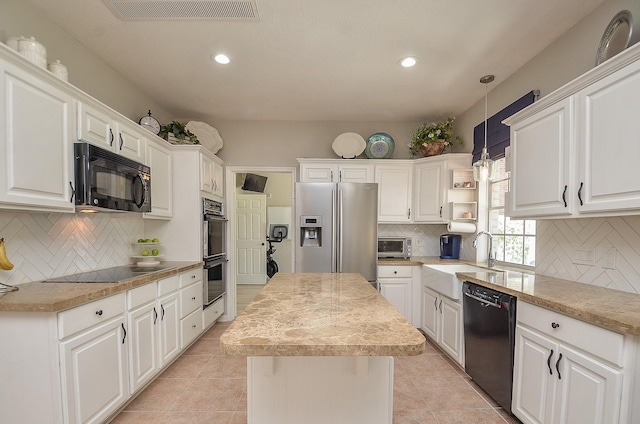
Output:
43 265 175 283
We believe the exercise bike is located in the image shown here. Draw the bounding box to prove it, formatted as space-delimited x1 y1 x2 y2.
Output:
266 225 288 279
266 236 280 278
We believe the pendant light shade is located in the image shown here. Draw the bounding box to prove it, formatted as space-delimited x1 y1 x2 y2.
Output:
473 74 496 182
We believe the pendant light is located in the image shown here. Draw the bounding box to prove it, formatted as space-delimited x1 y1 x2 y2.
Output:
473 74 496 182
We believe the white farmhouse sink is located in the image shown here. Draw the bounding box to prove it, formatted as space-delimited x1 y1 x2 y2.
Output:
421 264 502 300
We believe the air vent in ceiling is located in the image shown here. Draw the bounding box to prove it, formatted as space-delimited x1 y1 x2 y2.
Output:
103 0 259 20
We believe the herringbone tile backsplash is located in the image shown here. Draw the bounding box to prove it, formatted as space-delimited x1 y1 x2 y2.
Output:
0 211 143 286
536 216 640 294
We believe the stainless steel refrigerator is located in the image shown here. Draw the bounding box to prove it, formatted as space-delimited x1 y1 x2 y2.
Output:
295 182 378 284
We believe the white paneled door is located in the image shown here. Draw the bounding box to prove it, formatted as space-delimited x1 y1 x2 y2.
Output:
236 194 267 284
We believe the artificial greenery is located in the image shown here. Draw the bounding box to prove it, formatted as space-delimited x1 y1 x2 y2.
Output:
409 116 463 156
158 121 199 144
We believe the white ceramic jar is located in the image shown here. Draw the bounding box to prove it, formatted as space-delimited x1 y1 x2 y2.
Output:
47 60 68 81
17 36 46 69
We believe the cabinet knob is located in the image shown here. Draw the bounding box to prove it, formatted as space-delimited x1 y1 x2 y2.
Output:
192 296 196 301
192 324 197 328
551 322 560 329
192 274 196 279
393 271 397 274
95 309 103 316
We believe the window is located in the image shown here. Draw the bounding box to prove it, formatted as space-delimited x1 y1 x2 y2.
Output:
488 158 536 267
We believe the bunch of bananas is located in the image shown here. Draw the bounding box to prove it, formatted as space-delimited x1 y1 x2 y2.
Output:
0 238 15 270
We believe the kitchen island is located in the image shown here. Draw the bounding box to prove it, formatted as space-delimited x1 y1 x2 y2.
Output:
220 272 425 424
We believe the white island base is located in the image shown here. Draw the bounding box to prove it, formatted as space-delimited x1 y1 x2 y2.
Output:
247 356 394 424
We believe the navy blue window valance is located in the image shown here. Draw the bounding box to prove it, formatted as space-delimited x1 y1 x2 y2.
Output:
472 90 539 162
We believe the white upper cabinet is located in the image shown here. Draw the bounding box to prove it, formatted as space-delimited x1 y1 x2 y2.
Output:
577 58 640 213
298 159 373 183
77 100 145 163
413 154 474 223
375 162 413 223
200 150 224 200
507 97 575 218
505 42 640 219
0 49 76 213
144 140 173 219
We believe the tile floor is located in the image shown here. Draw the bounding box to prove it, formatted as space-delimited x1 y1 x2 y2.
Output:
110 321 521 424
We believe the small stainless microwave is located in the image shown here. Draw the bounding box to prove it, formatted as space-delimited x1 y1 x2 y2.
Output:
74 142 151 213
377 237 412 259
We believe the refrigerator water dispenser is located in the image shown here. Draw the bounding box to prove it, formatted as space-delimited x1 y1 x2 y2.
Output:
300 215 322 247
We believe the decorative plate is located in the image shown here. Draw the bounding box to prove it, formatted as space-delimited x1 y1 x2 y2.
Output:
596 10 633 66
365 132 395 159
332 132 366 158
186 121 224 154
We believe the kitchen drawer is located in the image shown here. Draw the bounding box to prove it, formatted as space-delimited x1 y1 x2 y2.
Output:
127 282 157 310
378 266 413 279
180 281 203 318
518 301 625 367
180 268 202 288
203 296 224 328
180 308 202 349
58 293 125 340
157 275 180 297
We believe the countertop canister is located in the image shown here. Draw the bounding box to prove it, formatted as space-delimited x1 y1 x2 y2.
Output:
47 60 68 81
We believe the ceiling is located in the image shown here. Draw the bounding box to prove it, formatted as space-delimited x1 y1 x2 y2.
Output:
27 0 606 123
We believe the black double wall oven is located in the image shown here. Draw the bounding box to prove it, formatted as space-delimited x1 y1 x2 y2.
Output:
203 198 227 308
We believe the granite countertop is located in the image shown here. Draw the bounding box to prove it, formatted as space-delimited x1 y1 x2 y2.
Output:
378 256 461 266
0 261 203 313
458 269 640 336
220 272 426 357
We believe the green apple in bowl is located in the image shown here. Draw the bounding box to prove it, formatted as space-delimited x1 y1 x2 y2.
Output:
151 249 159 256
141 250 150 256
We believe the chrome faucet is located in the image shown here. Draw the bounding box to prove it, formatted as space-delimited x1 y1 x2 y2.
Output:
473 231 495 268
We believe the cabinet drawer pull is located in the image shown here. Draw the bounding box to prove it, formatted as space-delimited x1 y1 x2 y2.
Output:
578 182 584 206
109 128 114 146
555 353 563 380
153 307 158 325
547 349 554 375
551 322 560 329
434 298 438 309
438 299 443 313
121 323 127 344
161 304 165 320
562 185 567 207
119 133 124 150
439 206 442 218
95 309 103 316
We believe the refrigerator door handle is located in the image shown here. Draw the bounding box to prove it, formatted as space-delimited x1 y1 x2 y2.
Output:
338 189 344 272
331 189 337 273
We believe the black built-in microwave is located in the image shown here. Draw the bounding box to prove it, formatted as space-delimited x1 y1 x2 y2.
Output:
74 142 151 213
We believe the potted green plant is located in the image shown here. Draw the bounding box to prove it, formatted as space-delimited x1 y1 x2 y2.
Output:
158 121 199 144
409 116 463 157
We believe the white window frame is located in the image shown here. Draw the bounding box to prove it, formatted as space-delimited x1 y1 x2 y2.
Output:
488 158 536 268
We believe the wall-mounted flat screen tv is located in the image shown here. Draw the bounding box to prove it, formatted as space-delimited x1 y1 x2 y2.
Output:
242 173 268 193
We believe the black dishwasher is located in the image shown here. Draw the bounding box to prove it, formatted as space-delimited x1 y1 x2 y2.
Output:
462 281 517 414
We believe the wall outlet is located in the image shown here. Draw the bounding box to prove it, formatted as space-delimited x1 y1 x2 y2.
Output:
602 247 617 269
573 248 595 265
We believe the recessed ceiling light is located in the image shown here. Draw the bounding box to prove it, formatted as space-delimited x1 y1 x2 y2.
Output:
399 57 418 68
212 54 230 64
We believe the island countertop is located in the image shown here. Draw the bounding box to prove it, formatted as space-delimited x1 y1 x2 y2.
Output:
220 272 426 357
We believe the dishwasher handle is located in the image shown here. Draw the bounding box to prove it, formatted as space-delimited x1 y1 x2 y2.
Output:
463 291 502 309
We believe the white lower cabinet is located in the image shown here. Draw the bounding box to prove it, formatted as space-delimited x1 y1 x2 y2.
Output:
179 270 204 348
420 285 463 365
157 275 183 366
377 265 420 327
513 301 631 424
58 293 129 424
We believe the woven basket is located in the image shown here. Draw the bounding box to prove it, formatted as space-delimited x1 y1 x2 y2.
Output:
419 140 446 157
